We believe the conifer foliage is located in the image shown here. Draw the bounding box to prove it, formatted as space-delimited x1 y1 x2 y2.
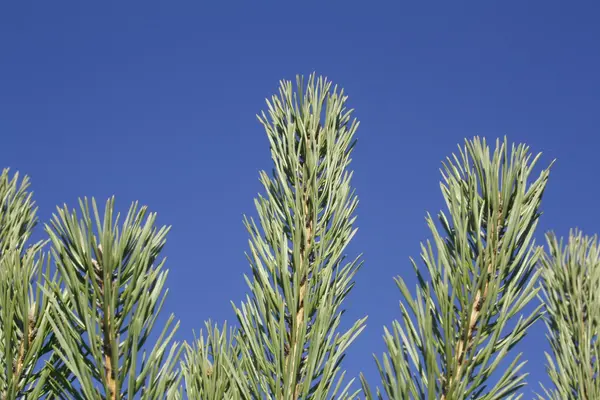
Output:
363 139 552 399
539 231 600 399
180 74 367 400
0 169 58 399
181 321 241 399
2 75 599 400
228 75 366 399
44 198 181 399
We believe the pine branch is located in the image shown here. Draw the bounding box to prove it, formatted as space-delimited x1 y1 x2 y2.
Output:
0 169 36 253
231 74 366 399
0 168 59 400
44 197 181 400
181 321 243 399
364 137 552 399
539 231 600 400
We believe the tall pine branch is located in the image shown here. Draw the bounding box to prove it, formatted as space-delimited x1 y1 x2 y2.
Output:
229 74 366 399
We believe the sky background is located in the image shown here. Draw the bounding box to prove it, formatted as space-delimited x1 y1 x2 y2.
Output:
1 1 599 397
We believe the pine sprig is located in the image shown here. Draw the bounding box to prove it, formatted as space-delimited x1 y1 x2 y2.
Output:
0 168 59 400
364 138 552 400
229 74 366 399
43 197 181 400
538 231 600 400
181 321 242 400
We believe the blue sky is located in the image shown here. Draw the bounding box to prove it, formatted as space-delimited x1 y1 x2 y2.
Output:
1 1 599 396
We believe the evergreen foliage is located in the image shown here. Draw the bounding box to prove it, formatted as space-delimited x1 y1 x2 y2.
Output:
227 75 366 399
0 169 60 399
539 231 600 399
0 75 597 400
43 198 181 399
180 322 241 399
362 139 552 399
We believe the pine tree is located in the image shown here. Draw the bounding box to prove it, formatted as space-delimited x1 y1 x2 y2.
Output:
0 169 60 399
43 198 181 399
363 138 552 399
538 231 600 399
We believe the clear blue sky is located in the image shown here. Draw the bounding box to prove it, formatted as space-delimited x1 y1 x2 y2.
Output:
1 2 599 396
